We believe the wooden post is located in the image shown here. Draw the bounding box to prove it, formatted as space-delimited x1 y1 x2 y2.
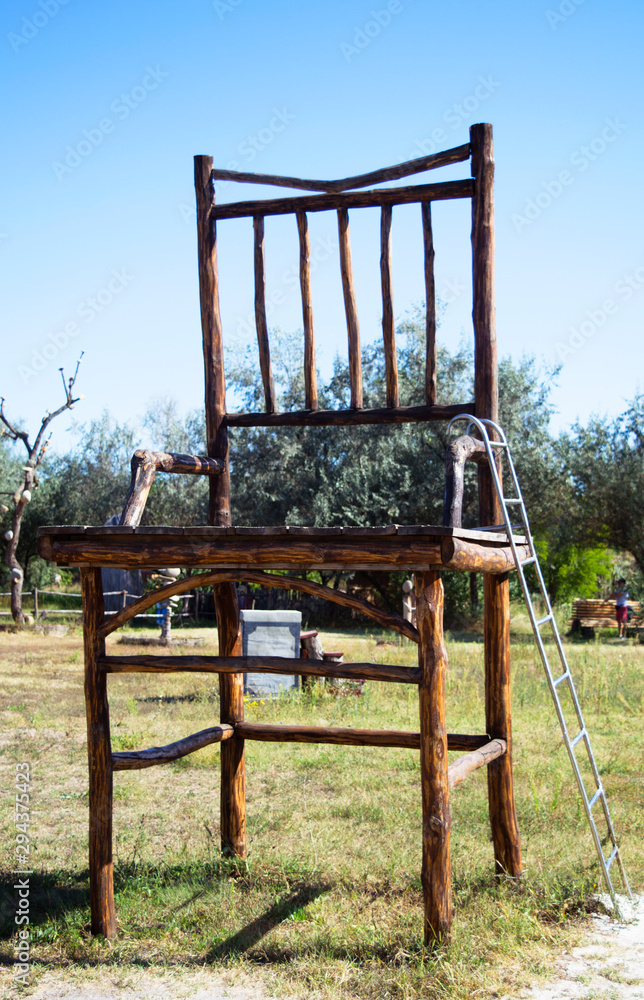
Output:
471 126 522 880
195 155 247 859
215 581 246 857
470 123 499 527
484 573 522 878
33 588 38 619
81 567 116 939
415 570 452 944
194 155 231 527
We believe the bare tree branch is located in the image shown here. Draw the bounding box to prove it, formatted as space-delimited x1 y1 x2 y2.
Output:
31 353 84 459
0 398 31 450
2 354 85 623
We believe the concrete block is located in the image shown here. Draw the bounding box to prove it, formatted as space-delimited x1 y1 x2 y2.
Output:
240 609 301 697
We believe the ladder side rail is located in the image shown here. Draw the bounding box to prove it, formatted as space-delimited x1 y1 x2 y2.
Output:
446 413 631 906
486 421 630 905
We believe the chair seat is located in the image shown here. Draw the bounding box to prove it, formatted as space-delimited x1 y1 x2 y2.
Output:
38 524 525 572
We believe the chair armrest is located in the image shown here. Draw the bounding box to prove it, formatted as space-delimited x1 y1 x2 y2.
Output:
120 450 224 527
443 435 488 527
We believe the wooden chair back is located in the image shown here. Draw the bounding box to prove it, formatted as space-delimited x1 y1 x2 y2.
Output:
194 123 497 528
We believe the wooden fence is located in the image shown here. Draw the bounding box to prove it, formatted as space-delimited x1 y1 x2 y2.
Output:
0 590 195 621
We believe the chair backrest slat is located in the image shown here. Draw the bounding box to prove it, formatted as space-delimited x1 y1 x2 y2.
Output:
296 210 318 410
253 215 276 414
422 202 437 406
337 208 362 409
380 205 398 408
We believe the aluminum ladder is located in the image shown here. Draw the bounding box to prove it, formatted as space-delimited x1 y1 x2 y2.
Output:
448 414 632 910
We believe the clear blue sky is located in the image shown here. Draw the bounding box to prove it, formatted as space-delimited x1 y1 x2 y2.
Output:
2 0 642 452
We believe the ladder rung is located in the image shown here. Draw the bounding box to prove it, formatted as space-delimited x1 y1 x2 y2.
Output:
481 420 630 903
589 787 603 809
605 844 619 870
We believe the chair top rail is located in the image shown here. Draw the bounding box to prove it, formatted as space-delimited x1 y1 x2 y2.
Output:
210 142 471 194
209 178 474 221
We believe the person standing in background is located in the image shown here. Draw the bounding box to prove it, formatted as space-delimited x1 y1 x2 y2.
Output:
609 578 629 639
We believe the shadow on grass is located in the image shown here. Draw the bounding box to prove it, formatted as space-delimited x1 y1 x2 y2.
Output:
0 869 89 941
207 885 329 959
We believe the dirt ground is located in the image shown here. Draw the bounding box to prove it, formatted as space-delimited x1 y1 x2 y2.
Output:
511 894 644 1000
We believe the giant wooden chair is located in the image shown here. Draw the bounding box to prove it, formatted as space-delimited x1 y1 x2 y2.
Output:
39 123 525 945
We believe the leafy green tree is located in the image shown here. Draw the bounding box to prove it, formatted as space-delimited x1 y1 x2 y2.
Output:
534 533 612 604
225 317 559 533
559 394 644 577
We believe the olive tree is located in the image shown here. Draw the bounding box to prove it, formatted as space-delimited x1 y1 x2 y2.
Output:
0 358 83 623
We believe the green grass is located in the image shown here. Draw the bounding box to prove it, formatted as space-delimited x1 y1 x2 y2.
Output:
0 618 642 998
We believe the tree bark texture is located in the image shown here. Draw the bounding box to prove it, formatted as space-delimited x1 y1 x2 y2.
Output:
81 567 116 939
484 572 522 877
214 581 247 858
416 570 452 943
194 155 231 527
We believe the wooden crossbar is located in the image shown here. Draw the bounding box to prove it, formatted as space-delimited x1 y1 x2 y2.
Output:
209 143 470 193
209 179 474 221
224 402 475 427
235 722 489 751
112 724 234 770
100 654 421 685
111 726 499 772
447 739 506 790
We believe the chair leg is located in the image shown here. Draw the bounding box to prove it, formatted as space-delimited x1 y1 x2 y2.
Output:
415 570 452 944
484 572 522 877
81 568 116 939
214 582 247 858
